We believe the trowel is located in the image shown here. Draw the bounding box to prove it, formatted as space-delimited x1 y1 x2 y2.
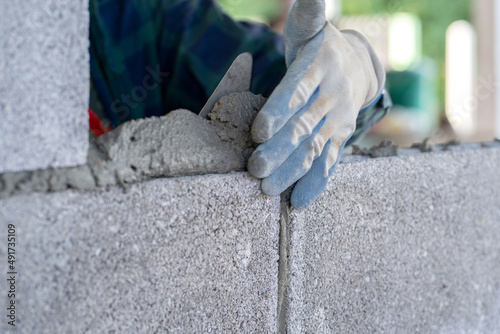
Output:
198 52 253 118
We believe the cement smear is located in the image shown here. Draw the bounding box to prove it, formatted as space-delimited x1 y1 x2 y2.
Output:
411 138 433 153
351 139 399 158
0 92 266 199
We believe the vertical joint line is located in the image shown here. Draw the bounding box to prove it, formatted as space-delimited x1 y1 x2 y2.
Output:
277 189 292 333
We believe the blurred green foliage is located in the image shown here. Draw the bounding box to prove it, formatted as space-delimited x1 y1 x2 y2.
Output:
217 0 280 23
343 0 472 109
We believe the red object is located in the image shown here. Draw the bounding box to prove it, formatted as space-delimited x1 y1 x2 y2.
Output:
88 109 111 137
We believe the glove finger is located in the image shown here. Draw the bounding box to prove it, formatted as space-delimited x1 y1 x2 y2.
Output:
252 32 325 143
249 88 336 178
285 0 326 63
290 137 349 210
316 109 357 171
260 126 328 197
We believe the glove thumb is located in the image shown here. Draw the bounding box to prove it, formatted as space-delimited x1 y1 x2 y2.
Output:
284 0 326 64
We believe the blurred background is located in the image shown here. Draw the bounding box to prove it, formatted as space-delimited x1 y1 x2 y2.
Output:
217 0 500 147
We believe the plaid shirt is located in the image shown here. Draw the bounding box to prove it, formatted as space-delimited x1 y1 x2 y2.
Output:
90 0 287 128
90 0 390 137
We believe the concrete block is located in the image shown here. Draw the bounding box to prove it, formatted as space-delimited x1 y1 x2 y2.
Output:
285 145 500 333
0 173 280 333
0 0 89 173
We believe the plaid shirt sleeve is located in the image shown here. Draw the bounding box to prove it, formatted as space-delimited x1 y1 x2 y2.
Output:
89 0 287 128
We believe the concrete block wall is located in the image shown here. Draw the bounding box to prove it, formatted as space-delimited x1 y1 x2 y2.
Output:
284 145 500 333
1 0 500 332
1 144 500 333
0 174 280 333
0 0 89 173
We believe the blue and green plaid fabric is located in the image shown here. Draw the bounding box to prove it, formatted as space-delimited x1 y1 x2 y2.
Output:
90 0 287 128
90 0 390 137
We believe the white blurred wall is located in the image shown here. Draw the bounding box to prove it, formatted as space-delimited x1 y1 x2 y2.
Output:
446 21 477 138
474 0 499 140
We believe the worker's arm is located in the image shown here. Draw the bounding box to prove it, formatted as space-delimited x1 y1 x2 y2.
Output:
248 0 386 210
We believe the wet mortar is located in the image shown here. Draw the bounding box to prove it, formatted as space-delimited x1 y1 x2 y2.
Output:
1 91 499 199
0 92 265 199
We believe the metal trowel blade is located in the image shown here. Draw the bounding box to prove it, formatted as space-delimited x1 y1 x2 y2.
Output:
198 52 253 119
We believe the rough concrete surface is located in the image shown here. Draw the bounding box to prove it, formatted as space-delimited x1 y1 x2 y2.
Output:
0 92 266 199
0 0 89 173
285 143 500 333
0 173 280 333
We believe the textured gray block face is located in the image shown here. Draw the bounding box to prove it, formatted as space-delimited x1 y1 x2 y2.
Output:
0 173 280 333
0 0 89 173
286 146 500 333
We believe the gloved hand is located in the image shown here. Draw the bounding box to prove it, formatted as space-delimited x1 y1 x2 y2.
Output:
248 0 385 210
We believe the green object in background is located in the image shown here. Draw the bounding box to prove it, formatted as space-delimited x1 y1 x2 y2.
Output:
386 58 439 126
217 0 280 23
387 71 422 110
